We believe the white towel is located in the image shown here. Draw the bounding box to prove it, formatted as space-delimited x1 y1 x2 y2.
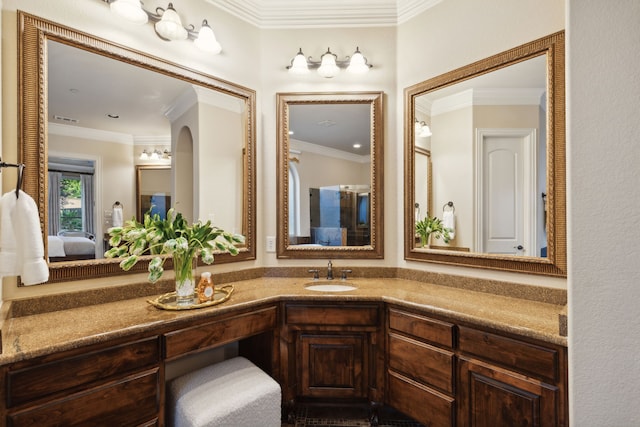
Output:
0 190 49 285
112 204 124 228
442 210 455 240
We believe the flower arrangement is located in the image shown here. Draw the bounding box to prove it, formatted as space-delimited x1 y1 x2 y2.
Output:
415 214 452 247
105 209 243 298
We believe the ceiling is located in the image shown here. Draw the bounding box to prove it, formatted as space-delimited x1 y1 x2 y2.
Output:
205 0 443 28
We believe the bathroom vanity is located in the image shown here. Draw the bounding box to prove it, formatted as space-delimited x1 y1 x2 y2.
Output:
0 272 567 426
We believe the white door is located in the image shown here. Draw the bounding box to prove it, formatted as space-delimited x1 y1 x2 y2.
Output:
476 129 536 255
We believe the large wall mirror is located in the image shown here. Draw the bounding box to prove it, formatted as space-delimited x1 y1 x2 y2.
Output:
405 31 566 276
276 92 384 259
18 12 256 284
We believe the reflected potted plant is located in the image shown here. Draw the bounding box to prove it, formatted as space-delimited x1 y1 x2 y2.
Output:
105 209 243 306
415 214 452 248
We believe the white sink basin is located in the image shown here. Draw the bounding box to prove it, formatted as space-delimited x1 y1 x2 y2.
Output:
304 281 357 292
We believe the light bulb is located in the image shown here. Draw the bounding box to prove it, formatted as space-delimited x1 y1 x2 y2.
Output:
194 20 222 54
110 0 148 24
317 48 339 78
288 48 310 74
347 47 370 74
155 3 188 41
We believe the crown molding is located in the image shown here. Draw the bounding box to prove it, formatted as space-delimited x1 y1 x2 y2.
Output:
48 122 133 145
291 139 370 164
206 0 442 28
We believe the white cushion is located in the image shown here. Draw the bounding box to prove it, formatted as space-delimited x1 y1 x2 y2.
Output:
169 357 281 427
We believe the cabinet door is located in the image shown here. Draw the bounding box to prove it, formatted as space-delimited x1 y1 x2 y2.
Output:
299 333 365 399
458 357 560 427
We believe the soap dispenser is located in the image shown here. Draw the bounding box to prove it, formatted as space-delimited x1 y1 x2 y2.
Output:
196 272 215 303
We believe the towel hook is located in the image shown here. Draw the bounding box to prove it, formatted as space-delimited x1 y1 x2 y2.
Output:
0 157 25 198
15 164 25 198
442 201 455 214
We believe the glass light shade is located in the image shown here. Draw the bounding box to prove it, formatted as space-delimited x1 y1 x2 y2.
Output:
288 49 310 74
419 124 432 137
155 3 188 41
110 0 148 24
347 48 370 74
194 20 222 54
317 49 339 78
140 150 149 160
150 150 160 160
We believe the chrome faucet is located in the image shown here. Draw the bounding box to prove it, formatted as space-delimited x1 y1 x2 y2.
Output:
326 260 334 280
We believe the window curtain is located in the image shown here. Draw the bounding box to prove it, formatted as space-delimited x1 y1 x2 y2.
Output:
48 171 61 236
81 174 94 235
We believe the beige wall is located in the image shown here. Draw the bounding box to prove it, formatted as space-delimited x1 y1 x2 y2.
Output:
196 101 244 233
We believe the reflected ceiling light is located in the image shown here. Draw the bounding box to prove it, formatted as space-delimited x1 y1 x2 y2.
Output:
287 46 373 78
139 148 171 161
415 120 432 137
353 143 362 149
104 0 222 54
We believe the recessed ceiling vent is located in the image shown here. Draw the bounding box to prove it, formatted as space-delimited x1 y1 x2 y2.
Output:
316 120 336 127
53 115 79 124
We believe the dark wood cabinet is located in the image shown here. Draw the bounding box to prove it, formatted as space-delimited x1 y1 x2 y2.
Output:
385 307 568 427
0 296 566 427
3 336 162 426
456 326 567 427
386 307 456 427
281 302 384 410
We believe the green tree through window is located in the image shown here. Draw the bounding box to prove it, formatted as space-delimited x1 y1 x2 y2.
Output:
60 175 82 231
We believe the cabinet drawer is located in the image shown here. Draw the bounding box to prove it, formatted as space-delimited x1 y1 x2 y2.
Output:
387 370 454 427
7 336 160 408
388 308 454 348
8 368 160 427
458 326 559 383
286 304 379 326
388 333 454 394
165 306 277 359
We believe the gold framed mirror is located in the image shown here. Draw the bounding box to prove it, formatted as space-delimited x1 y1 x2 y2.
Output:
18 12 256 284
404 31 566 276
276 92 384 259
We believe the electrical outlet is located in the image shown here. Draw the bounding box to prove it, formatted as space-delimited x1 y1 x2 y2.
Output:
266 236 276 253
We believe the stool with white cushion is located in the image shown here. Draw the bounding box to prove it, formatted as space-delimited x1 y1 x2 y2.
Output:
168 356 281 427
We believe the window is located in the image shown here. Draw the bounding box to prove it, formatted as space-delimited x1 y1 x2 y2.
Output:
59 173 83 231
288 162 300 236
48 157 95 236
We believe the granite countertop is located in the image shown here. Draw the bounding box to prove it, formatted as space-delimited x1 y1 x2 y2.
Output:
0 275 567 365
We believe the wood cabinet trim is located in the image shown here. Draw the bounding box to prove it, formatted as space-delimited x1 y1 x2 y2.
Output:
285 303 380 327
7 336 160 408
164 305 277 360
458 325 559 383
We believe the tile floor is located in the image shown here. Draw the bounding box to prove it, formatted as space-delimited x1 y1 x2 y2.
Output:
284 403 424 427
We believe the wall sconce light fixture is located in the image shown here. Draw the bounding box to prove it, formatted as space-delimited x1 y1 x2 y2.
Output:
105 0 222 54
415 120 432 137
287 47 372 78
140 149 171 160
